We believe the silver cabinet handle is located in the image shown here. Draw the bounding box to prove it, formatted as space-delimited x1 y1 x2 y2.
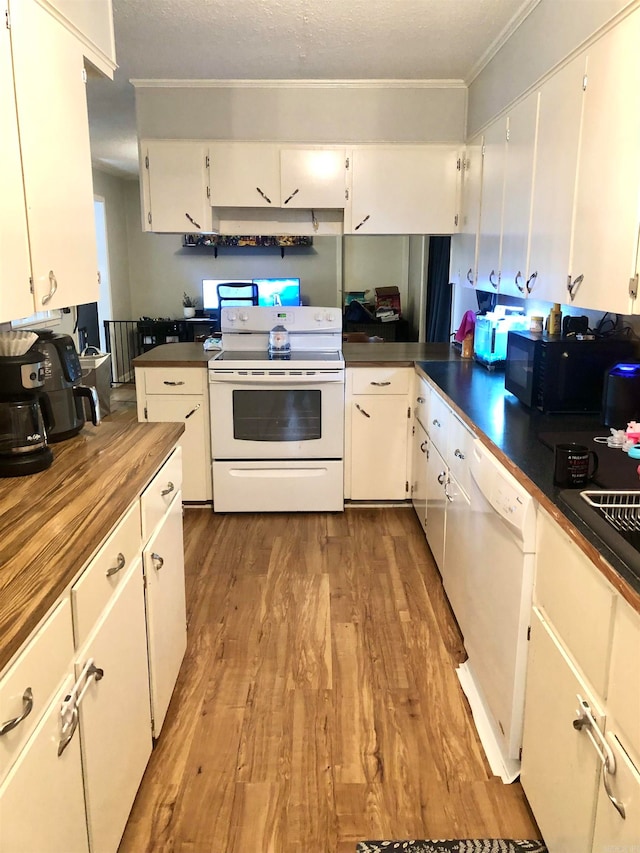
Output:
432 418 441 428
420 441 427 453
0 687 33 736
526 270 538 294
151 552 164 570
489 269 499 289
106 552 126 578
163 380 185 386
41 270 58 305
256 186 272 204
567 273 584 302
185 403 201 419
161 481 175 497
417 396 426 404
437 471 447 485
283 188 300 205
58 659 104 756
444 480 454 502
466 268 474 285
58 703 78 757
354 214 370 231
370 381 391 387
515 271 525 293
573 694 625 819
185 212 201 229
355 403 370 418
454 449 465 459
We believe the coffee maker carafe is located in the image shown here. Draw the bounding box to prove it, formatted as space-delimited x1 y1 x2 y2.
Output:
31 331 100 442
0 348 54 476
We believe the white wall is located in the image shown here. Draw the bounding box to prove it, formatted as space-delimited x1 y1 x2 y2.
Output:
467 0 632 135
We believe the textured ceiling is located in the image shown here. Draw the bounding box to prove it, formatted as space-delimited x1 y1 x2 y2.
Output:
87 0 535 177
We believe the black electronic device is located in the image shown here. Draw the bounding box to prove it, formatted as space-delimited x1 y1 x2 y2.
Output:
562 315 589 336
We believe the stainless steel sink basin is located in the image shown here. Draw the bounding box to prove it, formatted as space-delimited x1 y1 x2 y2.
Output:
559 488 640 588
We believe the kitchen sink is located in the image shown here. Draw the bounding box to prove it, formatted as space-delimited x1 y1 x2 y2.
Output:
559 488 640 589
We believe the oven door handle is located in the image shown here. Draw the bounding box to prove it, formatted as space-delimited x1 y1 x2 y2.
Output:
209 373 344 385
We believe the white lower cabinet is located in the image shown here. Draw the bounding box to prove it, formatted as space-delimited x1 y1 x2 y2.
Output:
441 471 471 624
142 491 187 736
424 440 447 572
75 558 152 853
411 418 428 532
0 674 89 853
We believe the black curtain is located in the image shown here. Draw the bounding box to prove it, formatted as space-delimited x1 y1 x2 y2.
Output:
425 236 452 343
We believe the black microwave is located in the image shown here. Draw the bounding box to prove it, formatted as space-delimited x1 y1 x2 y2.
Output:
504 330 639 413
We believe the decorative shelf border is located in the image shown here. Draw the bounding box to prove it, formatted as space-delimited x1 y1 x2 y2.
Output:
182 234 313 258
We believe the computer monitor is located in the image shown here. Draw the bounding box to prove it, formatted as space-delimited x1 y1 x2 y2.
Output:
202 279 252 312
253 278 301 307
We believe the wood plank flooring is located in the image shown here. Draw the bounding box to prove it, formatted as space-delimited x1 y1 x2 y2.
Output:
119 506 540 853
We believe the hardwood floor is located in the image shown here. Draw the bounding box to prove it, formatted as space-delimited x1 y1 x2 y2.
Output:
119 507 540 853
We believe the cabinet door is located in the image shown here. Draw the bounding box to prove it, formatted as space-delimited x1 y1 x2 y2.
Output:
425 442 447 572
75 559 152 853
10 0 98 312
569 10 640 314
0 675 89 853
451 137 483 288
500 92 540 298
442 472 471 625
0 18 33 323
209 142 281 207
527 52 585 303
143 141 212 233
280 147 346 208
350 146 459 234
350 395 409 500
411 419 428 533
592 731 640 849
476 119 507 293
521 609 602 853
142 493 187 736
145 395 211 502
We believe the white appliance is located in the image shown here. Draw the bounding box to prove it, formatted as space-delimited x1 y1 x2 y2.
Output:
454 440 537 782
208 306 345 512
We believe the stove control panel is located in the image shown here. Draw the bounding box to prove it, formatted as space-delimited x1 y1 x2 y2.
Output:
221 306 341 334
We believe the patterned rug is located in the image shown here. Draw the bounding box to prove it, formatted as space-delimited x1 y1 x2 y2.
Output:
356 842 548 853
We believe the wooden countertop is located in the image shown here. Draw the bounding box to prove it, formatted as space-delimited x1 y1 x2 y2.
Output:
132 343 212 367
0 420 184 673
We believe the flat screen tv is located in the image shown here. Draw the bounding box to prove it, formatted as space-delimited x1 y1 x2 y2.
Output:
253 278 301 307
202 279 252 312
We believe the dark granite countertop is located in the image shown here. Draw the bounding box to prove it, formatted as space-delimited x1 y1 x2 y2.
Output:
416 358 640 609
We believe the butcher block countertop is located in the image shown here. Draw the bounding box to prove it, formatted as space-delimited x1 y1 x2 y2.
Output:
0 420 183 673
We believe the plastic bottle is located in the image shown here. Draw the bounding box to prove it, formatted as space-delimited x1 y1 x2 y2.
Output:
547 303 562 336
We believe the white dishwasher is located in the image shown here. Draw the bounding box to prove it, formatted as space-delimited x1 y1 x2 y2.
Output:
455 440 537 783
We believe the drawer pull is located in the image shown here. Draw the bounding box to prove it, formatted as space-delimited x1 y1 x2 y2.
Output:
163 381 185 386
0 687 33 736
437 471 447 485
355 403 371 419
151 552 165 570
417 396 426 404
185 403 201 419
370 381 391 387
106 552 126 578
420 441 427 453
454 449 465 460
432 418 441 428
161 481 175 497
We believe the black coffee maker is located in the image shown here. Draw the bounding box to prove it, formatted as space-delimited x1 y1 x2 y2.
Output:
0 348 54 476
31 331 100 442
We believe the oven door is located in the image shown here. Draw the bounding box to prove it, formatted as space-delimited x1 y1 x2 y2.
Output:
209 370 344 460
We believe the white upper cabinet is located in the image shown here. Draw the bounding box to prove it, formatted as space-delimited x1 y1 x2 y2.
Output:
348 145 460 235
280 147 347 208
142 141 215 233
476 119 507 293
527 52 586 304
450 136 483 288
9 0 99 313
500 92 540 299
569 9 640 315
209 142 281 207
0 19 32 323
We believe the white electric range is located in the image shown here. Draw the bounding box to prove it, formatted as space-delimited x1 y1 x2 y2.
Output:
208 306 345 512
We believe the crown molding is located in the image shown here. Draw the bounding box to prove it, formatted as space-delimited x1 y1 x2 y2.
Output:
465 0 541 85
130 78 467 90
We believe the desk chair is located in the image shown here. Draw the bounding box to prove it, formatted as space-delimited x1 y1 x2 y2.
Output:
216 282 259 308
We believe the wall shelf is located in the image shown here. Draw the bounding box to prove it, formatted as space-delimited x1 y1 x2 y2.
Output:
181 234 313 258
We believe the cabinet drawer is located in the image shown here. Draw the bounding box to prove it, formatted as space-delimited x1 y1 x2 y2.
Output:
141 446 183 539
429 390 450 455
351 367 410 395
71 501 142 648
144 367 205 395
447 413 475 494
414 374 431 430
535 510 616 696
0 599 74 780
